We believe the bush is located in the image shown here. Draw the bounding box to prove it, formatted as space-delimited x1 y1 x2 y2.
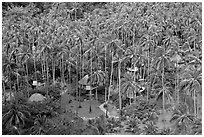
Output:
123 99 157 122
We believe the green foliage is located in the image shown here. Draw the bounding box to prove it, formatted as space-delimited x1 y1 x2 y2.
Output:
29 115 50 135
170 103 196 134
2 102 31 134
124 99 157 122
2 2 202 135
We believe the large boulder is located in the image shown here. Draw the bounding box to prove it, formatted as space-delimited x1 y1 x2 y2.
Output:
28 93 46 102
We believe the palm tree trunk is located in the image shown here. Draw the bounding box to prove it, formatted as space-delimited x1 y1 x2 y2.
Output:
162 60 165 112
9 72 14 101
118 60 122 110
175 61 180 105
60 57 62 84
69 65 71 84
33 38 37 82
3 81 6 104
16 69 19 93
194 90 196 117
143 64 146 80
95 88 98 101
76 59 78 100
62 55 65 86
175 62 177 104
89 47 93 113
140 66 142 79
52 58 55 84
25 62 30 97
134 70 137 103
34 56 37 82
104 45 107 102
41 58 43 76
46 57 49 96
147 49 150 101
108 52 114 101
196 96 200 118
79 45 82 107
44 59 46 82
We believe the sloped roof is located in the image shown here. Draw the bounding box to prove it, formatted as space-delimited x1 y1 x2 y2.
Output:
78 75 89 85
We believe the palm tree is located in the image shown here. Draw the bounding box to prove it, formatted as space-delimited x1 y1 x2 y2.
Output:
2 53 18 101
165 34 184 105
152 81 174 109
170 103 195 134
120 73 142 104
140 34 155 101
154 46 171 112
113 50 127 110
2 102 30 134
170 52 182 104
50 46 61 84
106 38 128 110
30 115 49 135
87 70 106 97
57 45 69 87
191 118 202 135
16 45 33 97
179 65 201 117
40 45 52 96
108 51 114 101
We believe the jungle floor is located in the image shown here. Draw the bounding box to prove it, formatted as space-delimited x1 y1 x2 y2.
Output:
60 83 174 135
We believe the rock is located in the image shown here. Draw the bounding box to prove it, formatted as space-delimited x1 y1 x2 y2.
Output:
28 93 46 102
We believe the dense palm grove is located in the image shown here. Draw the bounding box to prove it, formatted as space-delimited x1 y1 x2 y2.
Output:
2 2 202 135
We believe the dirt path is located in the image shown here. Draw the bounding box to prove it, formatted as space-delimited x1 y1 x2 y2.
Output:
60 85 105 119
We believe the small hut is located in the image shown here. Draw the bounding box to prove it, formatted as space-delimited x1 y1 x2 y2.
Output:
78 75 89 89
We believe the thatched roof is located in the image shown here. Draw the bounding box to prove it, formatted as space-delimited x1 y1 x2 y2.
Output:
78 75 89 85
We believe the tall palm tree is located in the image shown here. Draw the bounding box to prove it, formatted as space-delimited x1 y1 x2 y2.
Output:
112 46 128 110
40 45 52 96
166 35 184 105
140 34 154 101
108 51 114 101
87 70 106 87
120 72 142 104
50 46 61 84
16 45 33 97
154 46 171 112
2 53 18 101
152 81 174 109
179 65 201 117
